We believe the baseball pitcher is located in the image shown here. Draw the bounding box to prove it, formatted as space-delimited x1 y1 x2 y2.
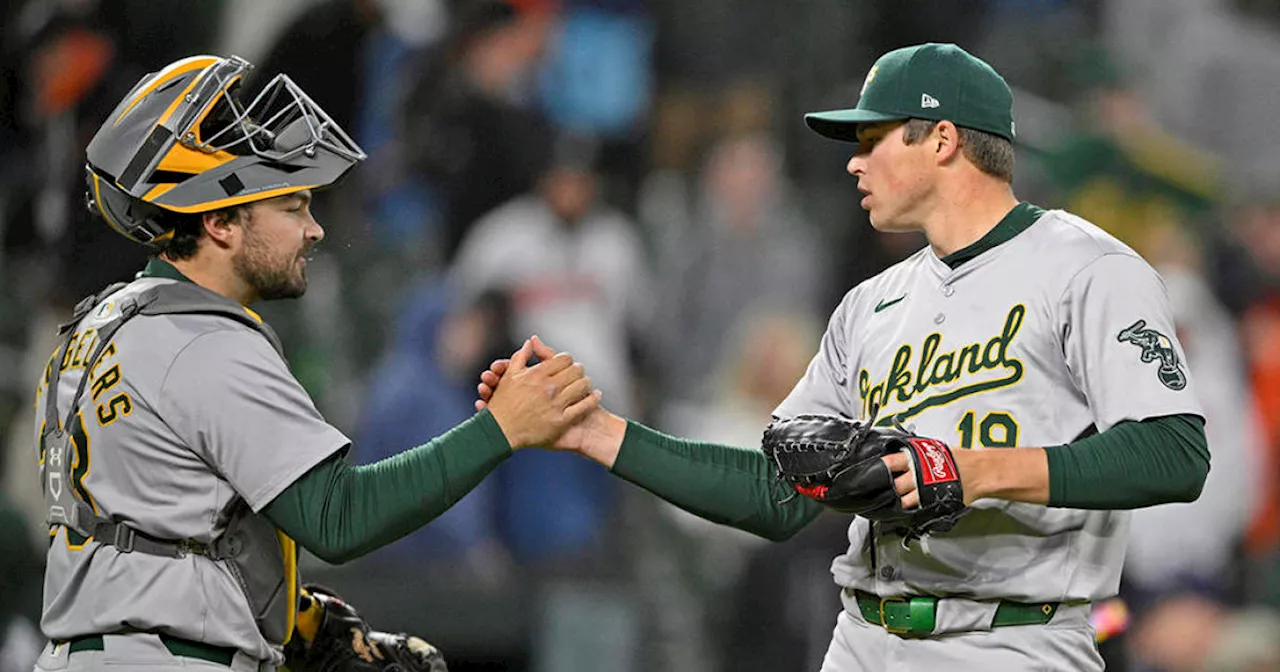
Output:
477 43 1209 671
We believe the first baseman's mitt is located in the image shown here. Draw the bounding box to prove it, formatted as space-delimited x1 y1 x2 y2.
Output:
283 584 447 672
761 411 968 542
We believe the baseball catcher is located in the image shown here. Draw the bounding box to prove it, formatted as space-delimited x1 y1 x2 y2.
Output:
284 585 447 672
762 409 968 544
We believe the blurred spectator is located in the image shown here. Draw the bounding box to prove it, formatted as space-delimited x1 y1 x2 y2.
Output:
402 0 557 262
0 491 42 672
451 131 652 563
254 0 448 257
1225 201 1280 576
537 0 653 211
1039 47 1220 250
655 308 822 671
254 0 390 136
453 132 652 417
355 281 517 578
1130 593 1280 672
651 132 827 427
1124 220 1261 595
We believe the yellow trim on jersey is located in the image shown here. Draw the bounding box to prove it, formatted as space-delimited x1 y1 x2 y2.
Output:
90 363 122 402
70 411 98 516
277 530 299 644
113 56 219 128
242 307 264 323
156 184 319 213
96 393 133 427
63 526 93 551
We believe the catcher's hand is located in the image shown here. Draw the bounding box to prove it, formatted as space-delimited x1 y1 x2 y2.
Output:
284 585 447 672
761 412 968 542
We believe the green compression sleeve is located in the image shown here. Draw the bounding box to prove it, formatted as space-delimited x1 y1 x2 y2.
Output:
610 421 824 541
1045 413 1209 509
263 409 511 564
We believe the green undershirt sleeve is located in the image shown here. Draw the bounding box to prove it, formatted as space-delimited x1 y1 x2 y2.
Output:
610 421 824 541
1045 413 1209 509
262 409 512 564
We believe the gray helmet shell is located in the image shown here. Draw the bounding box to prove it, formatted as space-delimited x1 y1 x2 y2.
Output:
85 55 365 245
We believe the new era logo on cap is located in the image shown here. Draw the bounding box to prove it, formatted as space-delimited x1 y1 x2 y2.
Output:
804 43 1016 143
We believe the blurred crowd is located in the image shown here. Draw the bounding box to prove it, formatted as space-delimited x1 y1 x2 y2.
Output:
1 0 1280 671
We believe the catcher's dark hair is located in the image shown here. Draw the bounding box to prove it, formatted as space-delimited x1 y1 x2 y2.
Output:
902 118 1014 183
153 205 248 261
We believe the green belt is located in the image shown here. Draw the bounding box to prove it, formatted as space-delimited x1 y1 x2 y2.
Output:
854 590 1061 637
65 634 237 667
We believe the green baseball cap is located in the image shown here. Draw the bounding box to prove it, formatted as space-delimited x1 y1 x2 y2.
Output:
805 43 1015 142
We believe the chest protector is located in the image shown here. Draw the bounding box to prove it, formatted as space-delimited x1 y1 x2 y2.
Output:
40 280 295 644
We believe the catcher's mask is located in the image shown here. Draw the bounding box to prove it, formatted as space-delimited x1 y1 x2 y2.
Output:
84 54 366 246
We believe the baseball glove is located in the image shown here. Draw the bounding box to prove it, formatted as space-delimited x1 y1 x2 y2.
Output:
761 411 968 542
283 584 447 672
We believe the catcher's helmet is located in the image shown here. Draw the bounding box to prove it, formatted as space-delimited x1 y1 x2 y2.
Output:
84 55 366 246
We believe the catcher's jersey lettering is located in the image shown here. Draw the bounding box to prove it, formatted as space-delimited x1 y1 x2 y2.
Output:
857 303 1026 421
776 205 1204 603
96 392 133 426
33 276 350 664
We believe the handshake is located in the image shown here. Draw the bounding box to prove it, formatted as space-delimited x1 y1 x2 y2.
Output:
471 335 621 461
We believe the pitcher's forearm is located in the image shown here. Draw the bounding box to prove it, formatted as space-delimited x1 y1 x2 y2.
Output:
607 421 823 541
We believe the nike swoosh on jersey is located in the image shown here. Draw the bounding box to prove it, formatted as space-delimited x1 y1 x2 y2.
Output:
874 295 907 313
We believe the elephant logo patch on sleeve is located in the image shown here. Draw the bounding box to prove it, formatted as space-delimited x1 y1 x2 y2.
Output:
1117 319 1187 390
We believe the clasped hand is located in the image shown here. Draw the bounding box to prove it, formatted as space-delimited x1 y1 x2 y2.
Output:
481 335 602 450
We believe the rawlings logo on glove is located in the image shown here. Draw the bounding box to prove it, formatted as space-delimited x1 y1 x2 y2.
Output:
911 438 958 484
761 409 968 543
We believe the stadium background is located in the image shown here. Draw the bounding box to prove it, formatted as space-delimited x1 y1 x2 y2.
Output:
2 1 1280 670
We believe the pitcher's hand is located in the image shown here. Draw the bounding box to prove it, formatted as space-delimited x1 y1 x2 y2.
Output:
484 338 601 449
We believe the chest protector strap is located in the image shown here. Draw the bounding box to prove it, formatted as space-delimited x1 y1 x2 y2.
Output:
41 280 284 558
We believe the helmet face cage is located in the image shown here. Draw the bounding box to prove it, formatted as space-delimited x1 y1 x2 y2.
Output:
177 57 365 164
84 54 367 246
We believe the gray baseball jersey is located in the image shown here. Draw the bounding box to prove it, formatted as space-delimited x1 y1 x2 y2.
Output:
32 275 348 663
775 204 1203 603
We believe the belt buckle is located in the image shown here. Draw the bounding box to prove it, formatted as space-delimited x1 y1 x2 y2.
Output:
113 526 135 553
878 596 909 634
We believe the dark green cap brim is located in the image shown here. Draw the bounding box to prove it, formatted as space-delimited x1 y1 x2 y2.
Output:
805 108 908 142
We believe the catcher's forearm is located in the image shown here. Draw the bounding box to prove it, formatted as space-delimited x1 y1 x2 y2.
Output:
263 410 511 563
609 421 824 541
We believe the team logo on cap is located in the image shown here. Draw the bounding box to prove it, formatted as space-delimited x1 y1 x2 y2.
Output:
861 65 879 97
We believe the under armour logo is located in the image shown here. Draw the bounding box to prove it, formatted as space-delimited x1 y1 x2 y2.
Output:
921 93 940 109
